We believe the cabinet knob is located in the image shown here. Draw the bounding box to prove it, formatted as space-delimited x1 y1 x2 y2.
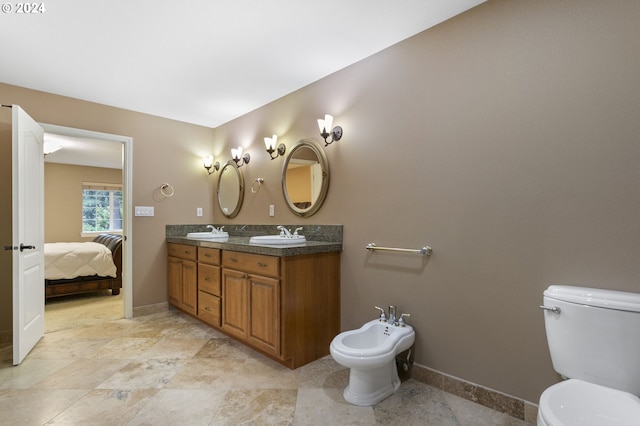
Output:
230 257 238 263
205 277 212 282
257 262 267 267
204 306 212 312
242 273 249 279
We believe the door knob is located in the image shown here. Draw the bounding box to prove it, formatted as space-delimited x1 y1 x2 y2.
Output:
19 244 36 252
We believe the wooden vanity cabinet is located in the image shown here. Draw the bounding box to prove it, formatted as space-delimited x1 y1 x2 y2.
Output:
221 250 340 369
167 241 340 369
167 243 197 315
197 247 221 327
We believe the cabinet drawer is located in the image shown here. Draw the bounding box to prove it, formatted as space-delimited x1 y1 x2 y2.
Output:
168 243 197 261
198 291 220 327
198 264 220 296
222 251 279 277
198 247 220 265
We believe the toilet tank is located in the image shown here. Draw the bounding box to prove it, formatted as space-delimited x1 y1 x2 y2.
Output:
542 285 640 396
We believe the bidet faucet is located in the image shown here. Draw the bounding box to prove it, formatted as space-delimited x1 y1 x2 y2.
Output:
388 305 396 326
277 225 292 237
374 306 387 322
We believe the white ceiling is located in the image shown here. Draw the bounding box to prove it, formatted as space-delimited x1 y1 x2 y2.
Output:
4 1 485 169
1 0 484 129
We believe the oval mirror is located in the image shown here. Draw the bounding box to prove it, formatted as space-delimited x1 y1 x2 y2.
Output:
282 138 329 217
217 160 244 218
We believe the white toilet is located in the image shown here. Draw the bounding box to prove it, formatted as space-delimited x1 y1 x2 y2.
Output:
330 307 415 406
538 285 640 426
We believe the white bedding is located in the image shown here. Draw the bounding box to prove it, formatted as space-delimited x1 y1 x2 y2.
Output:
45 242 117 280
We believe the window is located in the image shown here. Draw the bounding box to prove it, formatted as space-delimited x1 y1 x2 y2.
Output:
82 182 123 234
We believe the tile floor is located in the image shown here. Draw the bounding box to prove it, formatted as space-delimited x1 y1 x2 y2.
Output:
0 308 532 425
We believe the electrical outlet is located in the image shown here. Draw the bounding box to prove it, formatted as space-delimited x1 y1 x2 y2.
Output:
269 205 275 216
197 207 203 217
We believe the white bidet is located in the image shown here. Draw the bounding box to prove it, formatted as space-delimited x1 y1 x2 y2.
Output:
330 319 415 406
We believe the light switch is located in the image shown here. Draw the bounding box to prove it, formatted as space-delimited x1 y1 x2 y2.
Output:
135 206 154 216
197 207 203 217
269 205 275 217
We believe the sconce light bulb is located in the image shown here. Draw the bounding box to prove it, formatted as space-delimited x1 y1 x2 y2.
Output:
231 147 243 161
324 114 334 132
203 155 213 168
264 137 274 150
317 118 326 133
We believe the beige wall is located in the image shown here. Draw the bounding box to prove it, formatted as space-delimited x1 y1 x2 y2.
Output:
2 0 639 404
44 163 123 243
0 82 217 310
211 0 640 403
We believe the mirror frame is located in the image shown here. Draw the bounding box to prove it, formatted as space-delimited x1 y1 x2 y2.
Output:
217 160 244 218
282 138 330 217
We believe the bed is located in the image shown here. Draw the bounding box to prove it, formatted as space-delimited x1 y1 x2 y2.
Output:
44 234 123 299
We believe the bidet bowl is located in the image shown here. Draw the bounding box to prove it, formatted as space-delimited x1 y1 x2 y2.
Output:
330 319 415 369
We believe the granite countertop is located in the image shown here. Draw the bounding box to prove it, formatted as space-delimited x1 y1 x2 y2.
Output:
167 236 342 257
166 224 343 257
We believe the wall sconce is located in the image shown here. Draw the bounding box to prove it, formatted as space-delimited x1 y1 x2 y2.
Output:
264 135 286 160
203 155 220 175
231 146 250 167
317 114 343 146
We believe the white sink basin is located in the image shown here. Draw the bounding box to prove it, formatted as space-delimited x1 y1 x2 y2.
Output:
186 232 229 240
249 235 306 245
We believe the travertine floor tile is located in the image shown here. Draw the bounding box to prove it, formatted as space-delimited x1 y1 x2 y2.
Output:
194 337 255 359
96 358 186 390
1 305 534 425
297 356 349 389
293 388 377 426
212 389 297 425
35 358 130 389
0 389 88 425
27 337 110 359
137 337 209 359
165 358 245 389
92 337 161 359
373 379 459 425
442 391 531 426
127 388 226 426
0 358 75 389
44 388 158 425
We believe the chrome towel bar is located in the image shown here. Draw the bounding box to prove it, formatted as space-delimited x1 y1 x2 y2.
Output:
366 243 432 256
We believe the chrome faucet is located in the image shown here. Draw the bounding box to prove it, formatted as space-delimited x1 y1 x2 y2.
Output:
277 225 292 237
293 227 303 236
206 225 224 234
388 305 397 326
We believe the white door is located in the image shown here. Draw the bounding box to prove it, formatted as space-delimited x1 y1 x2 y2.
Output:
12 105 45 365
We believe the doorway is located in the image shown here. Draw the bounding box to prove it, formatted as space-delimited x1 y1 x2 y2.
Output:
39 123 133 325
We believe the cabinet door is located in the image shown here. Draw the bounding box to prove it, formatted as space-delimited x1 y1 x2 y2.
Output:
181 260 197 315
249 275 280 356
222 269 248 339
167 256 182 307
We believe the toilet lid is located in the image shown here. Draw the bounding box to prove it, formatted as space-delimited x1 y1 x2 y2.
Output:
540 379 640 426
